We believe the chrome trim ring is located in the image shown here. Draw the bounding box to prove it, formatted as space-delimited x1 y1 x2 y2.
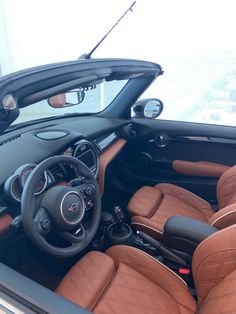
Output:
60 191 85 225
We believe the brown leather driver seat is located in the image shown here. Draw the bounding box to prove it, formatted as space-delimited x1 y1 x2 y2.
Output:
128 165 236 238
56 226 236 314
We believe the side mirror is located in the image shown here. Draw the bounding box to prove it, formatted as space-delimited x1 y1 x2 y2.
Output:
48 90 85 108
132 98 163 118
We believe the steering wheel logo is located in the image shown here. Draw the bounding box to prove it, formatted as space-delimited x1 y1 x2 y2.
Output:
67 203 79 212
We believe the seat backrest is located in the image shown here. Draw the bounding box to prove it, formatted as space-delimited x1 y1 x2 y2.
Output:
217 165 236 209
192 225 236 313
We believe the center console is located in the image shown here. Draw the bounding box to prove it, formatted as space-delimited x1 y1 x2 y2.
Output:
92 207 218 287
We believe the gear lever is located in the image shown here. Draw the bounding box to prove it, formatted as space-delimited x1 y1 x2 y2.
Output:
107 206 133 244
112 206 125 231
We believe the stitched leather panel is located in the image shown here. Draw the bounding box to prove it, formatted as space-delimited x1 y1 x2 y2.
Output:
95 263 192 314
173 160 229 177
131 192 213 234
56 251 115 310
200 269 236 314
156 184 213 221
104 246 196 314
129 183 214 234
128 186 162 217
217 165 236 209
209 203 236 229
200 270 236 314
192 225 236 306
150 194 210 232
98 139 126 197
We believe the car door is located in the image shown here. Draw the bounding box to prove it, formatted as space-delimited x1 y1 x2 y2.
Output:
115 118 236 203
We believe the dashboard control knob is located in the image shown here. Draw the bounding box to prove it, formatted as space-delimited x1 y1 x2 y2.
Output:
40 218 51 231
85 185 94 196
11 215 22 229
86 200 94 208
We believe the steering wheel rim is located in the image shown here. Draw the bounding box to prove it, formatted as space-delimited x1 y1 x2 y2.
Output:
21 155 101 258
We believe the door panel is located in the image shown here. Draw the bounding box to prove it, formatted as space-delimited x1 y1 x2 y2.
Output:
172 160 229 177
115 119 236 202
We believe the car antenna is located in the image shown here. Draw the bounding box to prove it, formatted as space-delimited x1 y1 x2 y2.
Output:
78 1 136 59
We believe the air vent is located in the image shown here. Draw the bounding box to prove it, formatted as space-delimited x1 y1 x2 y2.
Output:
0 134 21 146
122 123 137 140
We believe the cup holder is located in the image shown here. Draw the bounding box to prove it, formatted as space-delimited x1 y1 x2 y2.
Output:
107 223 133 245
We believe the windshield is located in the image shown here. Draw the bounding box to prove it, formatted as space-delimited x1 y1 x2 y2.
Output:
13 80 128 124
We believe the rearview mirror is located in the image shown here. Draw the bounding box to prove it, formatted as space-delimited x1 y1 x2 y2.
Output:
132 98 163 118
48 90 85 108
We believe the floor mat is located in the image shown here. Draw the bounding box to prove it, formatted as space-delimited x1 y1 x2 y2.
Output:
20 257 61 290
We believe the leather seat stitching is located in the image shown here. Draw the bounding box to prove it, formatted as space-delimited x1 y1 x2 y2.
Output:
91 267 117 312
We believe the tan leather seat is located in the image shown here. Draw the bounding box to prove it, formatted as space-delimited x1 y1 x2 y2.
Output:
56 226 236 314
128 165 236 238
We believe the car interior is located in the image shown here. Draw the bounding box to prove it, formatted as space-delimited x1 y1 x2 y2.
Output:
0 58 236 313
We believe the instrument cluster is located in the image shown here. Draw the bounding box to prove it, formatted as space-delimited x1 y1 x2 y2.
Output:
4 164 50 204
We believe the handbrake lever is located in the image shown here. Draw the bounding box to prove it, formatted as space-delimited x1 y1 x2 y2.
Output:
138 231 189 267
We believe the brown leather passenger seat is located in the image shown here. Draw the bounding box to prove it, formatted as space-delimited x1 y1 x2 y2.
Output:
56 225 236 314
127 165 236 238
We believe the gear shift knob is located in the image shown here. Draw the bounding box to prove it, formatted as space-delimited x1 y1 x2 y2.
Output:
112 206 125 224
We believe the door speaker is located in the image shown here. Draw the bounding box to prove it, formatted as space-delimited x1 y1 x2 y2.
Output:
135 152 153 169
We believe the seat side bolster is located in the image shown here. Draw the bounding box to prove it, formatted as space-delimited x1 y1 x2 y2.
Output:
216 165 236 209
128 186 162 217
106 245 196 313
56 251 115 311
156 183 214 220
209 204 236 229
192 225 236 306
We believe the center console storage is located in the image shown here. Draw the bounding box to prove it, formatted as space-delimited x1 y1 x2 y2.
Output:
164 216 218 255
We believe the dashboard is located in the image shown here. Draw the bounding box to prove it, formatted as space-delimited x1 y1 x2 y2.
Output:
0 115 137 231
0 115 128 212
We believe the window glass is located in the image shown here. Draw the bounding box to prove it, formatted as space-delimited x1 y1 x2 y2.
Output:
141 59 236 126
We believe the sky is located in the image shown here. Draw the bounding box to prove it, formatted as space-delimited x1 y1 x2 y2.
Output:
1 0 236 126
1 0 236 74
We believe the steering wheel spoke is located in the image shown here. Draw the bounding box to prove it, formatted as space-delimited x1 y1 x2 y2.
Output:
34 207 53 236
60 224 87 243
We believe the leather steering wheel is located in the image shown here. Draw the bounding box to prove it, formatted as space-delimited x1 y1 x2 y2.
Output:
21 155 101 258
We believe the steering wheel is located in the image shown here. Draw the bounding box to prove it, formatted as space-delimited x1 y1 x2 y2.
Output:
21 155 101 258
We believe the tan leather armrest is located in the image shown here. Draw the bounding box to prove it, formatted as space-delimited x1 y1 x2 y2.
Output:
172 160 229 177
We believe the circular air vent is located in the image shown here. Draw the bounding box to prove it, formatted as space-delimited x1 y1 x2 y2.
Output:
122 123 137 140
73 140 99 178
